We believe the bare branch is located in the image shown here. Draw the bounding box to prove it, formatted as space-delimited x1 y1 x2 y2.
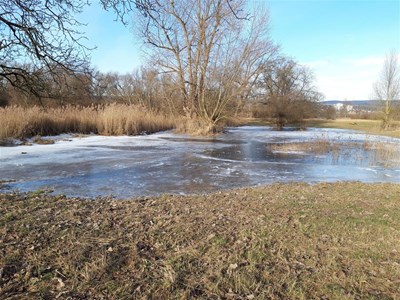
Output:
0 0 91 98
373 49 400 129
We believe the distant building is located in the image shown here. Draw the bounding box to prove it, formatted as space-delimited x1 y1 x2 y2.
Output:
333 103 353 112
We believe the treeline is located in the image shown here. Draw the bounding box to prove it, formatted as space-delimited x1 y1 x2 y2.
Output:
2 0 398 135
1 0 329 135
0 58 327 131
0 66 181 112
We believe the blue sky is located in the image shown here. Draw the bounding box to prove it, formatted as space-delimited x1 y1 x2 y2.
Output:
80 0 400 100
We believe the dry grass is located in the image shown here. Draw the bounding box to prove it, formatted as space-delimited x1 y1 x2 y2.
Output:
237 118 400 138
362 139 400 165
175 117 223 135
268 140 339 155
268 139 400 166
306 118 400 138
1 182 400 299
0 104 177 140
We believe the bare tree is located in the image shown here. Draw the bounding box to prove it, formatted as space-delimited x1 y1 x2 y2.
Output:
50 69 93 105
128 68 159 108
0 0 93 100
134 0 277 131
374 50 400 130
2 0 260 109
114 72 139 105
0 0 163 101
259 57 323 129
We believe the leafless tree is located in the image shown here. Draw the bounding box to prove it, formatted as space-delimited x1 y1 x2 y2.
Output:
50 70 93 105
113 72 139 105
133 0 277 131
259 57 323 129
127 68 159 108
0 0 93 100
373 50 400 130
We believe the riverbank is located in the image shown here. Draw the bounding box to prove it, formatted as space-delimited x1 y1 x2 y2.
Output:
0 105 176 141
306 119 400 138
229 118 400 139
240 118 400 138
2 104 399 142
1 182 399 299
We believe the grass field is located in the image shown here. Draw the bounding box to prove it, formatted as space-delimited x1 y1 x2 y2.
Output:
1 182 400 299
305 119 400 138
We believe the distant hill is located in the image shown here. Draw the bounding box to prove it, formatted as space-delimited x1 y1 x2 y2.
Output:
321 100 400 111
322 100 379 106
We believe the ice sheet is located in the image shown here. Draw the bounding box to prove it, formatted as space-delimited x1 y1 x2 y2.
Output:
1 126 399 198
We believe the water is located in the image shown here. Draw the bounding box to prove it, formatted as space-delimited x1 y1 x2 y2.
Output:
1 126 399 198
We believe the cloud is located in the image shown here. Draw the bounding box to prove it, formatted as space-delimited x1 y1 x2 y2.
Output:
302 55 385 100
316 73 376 101
342 56 384 67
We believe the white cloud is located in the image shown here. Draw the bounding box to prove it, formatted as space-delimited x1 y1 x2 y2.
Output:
342 56 384 67
302 55 385 100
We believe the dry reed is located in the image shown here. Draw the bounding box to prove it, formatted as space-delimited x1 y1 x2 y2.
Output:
175 117 223 135
0 104 177 139
268 139 400 166
267 140 340 154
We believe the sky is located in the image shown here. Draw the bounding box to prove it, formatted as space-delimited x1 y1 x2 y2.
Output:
80 0 400 101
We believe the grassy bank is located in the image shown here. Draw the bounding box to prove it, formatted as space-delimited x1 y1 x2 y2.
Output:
1 182 400 299
305 118 400 138
237 118 400 138
0 104 176 140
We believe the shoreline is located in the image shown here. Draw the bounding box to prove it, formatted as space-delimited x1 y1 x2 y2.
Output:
1 118 400 146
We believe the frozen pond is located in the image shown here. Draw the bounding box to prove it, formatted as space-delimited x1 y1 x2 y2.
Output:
1 126 400 198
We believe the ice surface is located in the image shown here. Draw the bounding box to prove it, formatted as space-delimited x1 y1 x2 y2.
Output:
1 126 399 198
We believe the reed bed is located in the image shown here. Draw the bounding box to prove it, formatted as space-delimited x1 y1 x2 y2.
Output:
267 140 339 155
175 117 221 135
268 139 400 166
0 104 177 139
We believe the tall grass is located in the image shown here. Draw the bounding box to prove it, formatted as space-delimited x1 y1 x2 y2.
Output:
175 117 220 135
268 139 400 166
0 104 177 139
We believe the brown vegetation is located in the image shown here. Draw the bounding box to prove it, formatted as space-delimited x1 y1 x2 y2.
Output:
267 139 400 166
373 50 400 130
0 0 280 135
257 57 322 130
1 0 325 135
267 140 339 155
136 0 277 131
1 182 400 299
0 104 176 140
306 118 400 138
175 117 225 135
